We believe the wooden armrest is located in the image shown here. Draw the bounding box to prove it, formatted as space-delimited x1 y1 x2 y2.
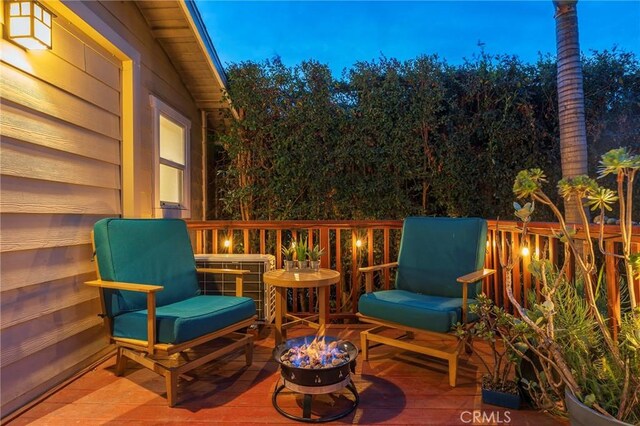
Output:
197 268 249 275
359 262 398 273
456 268 495 324
456 268 495 284
85 279 160 354
360 262 398 293
196 268 248 297
85 279 163 293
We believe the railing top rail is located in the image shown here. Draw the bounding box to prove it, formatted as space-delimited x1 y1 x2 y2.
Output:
186 220 404 230
486 219 639 242
185 219 638 241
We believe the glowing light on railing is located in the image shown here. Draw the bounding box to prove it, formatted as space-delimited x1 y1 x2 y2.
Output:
521 246 530 257
355 239 363 248
223 239 231 248
7 0 54 50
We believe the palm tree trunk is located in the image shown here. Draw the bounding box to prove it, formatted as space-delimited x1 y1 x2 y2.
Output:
554 0 588 224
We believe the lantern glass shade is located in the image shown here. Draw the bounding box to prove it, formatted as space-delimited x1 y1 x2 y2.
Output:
6 1 53 50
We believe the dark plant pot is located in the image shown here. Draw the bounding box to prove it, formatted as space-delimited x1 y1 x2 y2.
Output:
565 390 631 426
481 387 521 410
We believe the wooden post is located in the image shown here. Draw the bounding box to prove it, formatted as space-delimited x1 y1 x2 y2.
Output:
336 229 342 313
606 241 620 339
501 231 510 310
243 229 250 254
260 229 266 254
492 230 500 306
351 229 358 314
534 234 541 302
213 229 218 254
383 227 390 290
512 232 522 311
320 227 330 269
522 234 531 308
195 230 202 254
276 230 282 270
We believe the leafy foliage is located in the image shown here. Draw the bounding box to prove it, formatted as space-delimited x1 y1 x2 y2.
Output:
212 50 639 221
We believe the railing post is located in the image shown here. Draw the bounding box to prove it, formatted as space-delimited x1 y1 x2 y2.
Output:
522 234 531 309
606 240 620 340
276 230 282 269
512 232 521 311
351 229 358 314
319 227 330 269
534 234 541 302
383 227 390 290
335 228 342 313
243 229 250 254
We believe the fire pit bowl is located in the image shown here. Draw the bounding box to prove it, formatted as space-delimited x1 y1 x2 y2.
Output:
273 335 358 388
272 336 359 423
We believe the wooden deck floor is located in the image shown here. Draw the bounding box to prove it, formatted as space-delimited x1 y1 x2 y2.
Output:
9 326 565 425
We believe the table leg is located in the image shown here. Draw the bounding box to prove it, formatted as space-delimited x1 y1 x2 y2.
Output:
318 286 328 335
275 287 286 345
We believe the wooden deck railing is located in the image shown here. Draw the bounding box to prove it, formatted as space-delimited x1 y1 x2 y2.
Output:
186 220 640 325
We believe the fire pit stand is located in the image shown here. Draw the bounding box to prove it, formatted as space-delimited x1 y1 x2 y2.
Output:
272 336 359 423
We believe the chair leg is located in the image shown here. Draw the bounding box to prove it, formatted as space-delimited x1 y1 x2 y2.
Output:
115 347 127 376
360 331 368 361
448 355 458 387
245 338 253 366
165 370 178 407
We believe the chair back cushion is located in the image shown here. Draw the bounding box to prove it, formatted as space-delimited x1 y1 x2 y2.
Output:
395 217 487 298
93 218 200 317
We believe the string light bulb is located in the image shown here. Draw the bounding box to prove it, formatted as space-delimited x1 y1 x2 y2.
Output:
355 239 363 248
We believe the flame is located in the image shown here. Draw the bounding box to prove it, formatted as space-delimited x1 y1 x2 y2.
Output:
281 335 349 368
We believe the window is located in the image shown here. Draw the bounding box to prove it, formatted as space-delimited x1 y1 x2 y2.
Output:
150 96 191 217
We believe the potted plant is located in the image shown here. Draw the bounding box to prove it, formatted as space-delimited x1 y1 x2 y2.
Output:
281 243 295 271
295 239 309 269
501 147 640 424
308 245 325 271
455 294 523 410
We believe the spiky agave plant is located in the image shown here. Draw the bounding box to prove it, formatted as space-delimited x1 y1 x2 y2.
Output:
501 147 640 423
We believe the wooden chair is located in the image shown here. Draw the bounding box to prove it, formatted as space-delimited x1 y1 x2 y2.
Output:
86 218 257 406
357 217 494 387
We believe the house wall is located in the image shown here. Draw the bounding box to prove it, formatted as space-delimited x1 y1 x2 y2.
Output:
0 0 205 417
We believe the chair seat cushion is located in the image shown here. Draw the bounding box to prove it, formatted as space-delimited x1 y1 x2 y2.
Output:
113 295 256 344
358 290 476 333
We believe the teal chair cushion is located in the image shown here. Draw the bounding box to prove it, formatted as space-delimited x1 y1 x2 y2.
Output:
358 289 477 333
113 295 256 344
93 218 201 317
395 217 487 298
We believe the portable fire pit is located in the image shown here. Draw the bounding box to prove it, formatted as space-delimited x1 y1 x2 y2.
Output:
272 335 359 423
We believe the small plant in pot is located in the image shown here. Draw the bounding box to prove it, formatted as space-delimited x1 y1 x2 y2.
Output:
308 245 325 271
454 294 523 410
295 239 309 269
281 243 295 271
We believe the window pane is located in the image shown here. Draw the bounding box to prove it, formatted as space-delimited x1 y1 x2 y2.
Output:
159 115 185 165
160 164 183 204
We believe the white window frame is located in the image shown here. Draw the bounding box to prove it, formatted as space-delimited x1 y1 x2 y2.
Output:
150 95 191 218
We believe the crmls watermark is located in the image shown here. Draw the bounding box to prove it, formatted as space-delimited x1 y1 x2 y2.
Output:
460 410 512 424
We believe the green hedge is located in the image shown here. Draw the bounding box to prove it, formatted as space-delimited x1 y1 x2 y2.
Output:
210 50 639 221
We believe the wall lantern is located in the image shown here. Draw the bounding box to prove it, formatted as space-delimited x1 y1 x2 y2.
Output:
6 0 54 50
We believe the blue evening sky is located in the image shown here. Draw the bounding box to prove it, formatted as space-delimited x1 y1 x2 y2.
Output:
197 1 640 75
